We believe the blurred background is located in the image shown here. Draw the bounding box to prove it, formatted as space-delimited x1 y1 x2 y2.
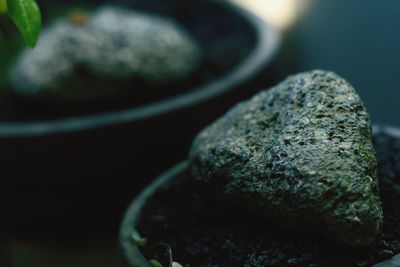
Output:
0 0 399 266
239 0 400 127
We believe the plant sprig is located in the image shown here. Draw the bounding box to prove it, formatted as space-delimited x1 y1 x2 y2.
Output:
0 0 41 47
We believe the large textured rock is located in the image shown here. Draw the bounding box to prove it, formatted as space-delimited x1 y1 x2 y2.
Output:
9 6 202 101
190 70 382 246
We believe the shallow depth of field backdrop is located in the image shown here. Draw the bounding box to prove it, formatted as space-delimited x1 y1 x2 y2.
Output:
0 0 399 266
255 0 400 126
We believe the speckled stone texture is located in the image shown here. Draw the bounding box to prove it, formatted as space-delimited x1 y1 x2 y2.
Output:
190 70 382 246
9 6 202 100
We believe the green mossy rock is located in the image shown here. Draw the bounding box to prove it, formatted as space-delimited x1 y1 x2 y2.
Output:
190 70 382 246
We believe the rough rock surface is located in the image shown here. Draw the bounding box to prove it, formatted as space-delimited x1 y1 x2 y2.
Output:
189 70 382 246
9 6 202 100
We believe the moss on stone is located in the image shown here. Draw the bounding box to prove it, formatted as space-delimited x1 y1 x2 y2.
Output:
190 70 382 246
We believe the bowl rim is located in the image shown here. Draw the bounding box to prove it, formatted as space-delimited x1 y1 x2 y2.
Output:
0 0 280 138
119 161 186 267
119 125 400 267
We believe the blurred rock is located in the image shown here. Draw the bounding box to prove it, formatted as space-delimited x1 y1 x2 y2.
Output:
190 70 382 246
9 6 202 102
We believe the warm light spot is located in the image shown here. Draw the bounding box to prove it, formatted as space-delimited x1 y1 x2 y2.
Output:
233 0 310 29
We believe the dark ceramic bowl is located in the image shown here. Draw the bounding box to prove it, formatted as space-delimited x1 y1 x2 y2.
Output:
0 0 279 183
0 0 279 232
119 125 400 267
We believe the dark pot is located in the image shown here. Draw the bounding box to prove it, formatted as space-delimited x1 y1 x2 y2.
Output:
0 0 279 182
0 0 279 231
119 125 400 267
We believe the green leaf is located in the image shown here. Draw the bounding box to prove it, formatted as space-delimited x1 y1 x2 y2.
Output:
149 259 164 267
130 229 147 247
7 0 41 47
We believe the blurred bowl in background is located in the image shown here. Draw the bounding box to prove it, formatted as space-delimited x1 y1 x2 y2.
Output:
0 0 280 232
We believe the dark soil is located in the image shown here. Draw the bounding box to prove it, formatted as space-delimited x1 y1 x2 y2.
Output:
137 131 400 267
